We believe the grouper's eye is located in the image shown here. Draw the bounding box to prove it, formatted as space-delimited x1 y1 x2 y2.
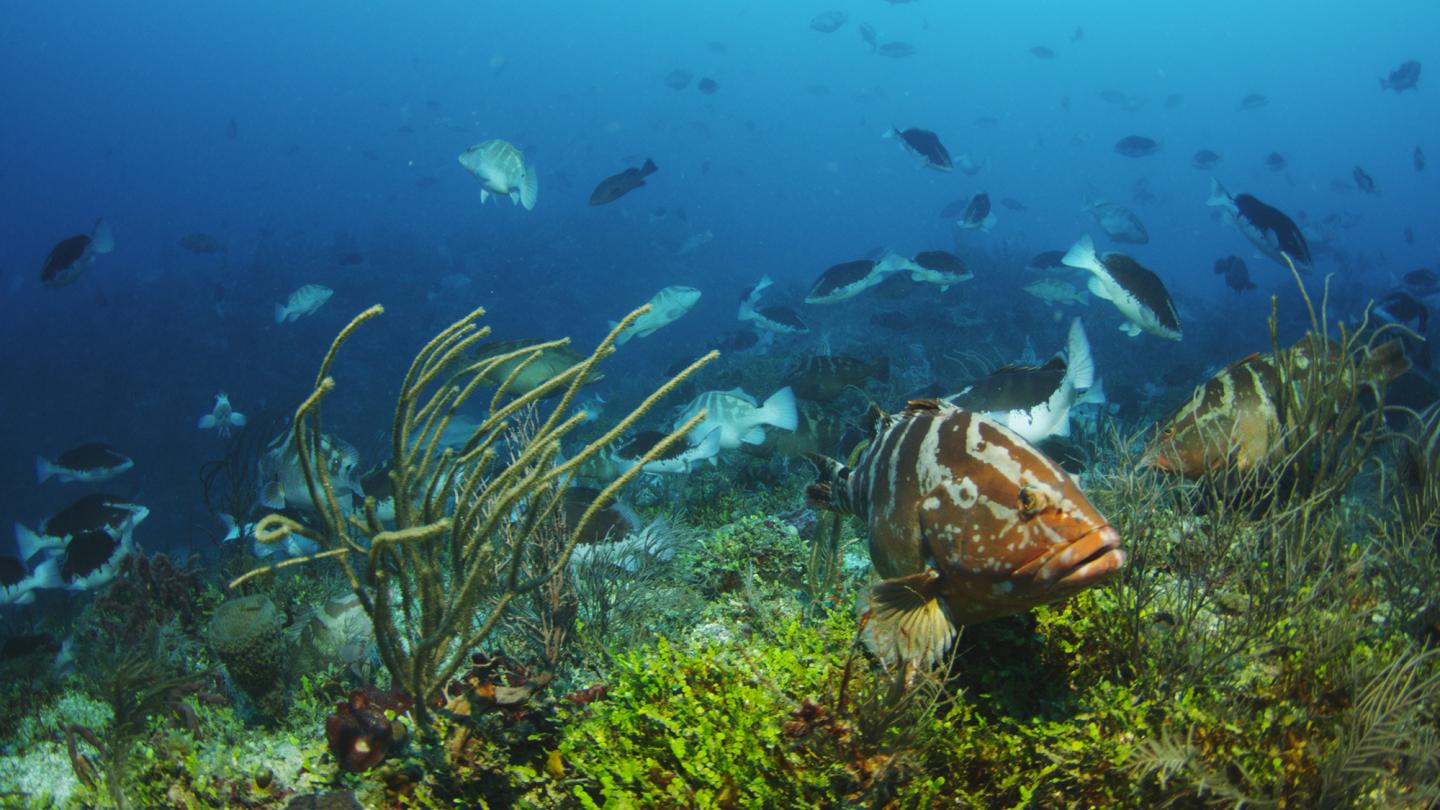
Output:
1160 426 1175 440
1017 486 1050 518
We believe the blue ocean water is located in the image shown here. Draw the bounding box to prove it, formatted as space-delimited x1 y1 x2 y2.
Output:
1 0 1435 559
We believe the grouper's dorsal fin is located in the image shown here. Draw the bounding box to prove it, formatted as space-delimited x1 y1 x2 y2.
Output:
904 399 945 414
1226 352 1264 371
864 403 893 440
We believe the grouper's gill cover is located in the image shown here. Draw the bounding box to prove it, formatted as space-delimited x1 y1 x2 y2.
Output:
806 400 1124 666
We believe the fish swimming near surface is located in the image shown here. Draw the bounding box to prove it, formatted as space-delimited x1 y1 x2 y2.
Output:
810 10 848 33
1264 152 1287 171
883 127 953 171
1192 150 1222 170
1380 60 1421 92
1062 235 1181 340
36 443 133 484
1214 256 1257 293
612 285 701 345
1083 198 1149 244
805 400 1125 665
1142 336 1410 478
675 387 798 450
198 392 247 437
1239 93 1269 110
946 318 1101 443
805 254 907 304
1415 146 1426 172
40 218 114 287
782 354 890 402
459 139 539 210
738 276 809 334
1206 179 1312 271
590 159 657 205
275 284 334 323
1030 45 1056 59
178 233 226 254
1352 166 1378 194
0 554 62 606
1114 135 1161 157
697 78 719 95
999 197 1028 212
956 193 996 232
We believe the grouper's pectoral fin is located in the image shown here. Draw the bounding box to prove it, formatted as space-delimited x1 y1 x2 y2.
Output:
866 568 957 668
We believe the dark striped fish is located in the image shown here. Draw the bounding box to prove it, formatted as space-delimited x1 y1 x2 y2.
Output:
1142 335 1410 478
783 353 889 402
806 400 1123 665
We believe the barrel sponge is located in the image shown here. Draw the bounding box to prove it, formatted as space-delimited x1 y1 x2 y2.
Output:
209 594 287 713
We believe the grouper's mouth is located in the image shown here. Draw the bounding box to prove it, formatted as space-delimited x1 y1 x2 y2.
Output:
1027 525 1125 588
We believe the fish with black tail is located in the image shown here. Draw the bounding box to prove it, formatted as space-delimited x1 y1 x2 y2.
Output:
805 400 1124 665
1062 235 1181 340
1207 179 1312 272
590 159 657 205
883 127 953 172
40 219 114 287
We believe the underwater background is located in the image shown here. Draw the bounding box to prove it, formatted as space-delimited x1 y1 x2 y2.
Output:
3 0 1440 807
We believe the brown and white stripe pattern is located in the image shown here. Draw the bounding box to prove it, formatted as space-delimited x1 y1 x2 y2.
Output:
809 400 1124 626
